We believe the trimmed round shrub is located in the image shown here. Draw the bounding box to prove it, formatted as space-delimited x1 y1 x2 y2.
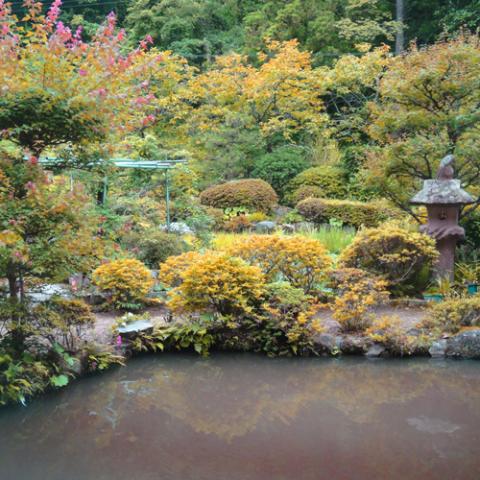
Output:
227 234 332 293
164 251 266 316
339 223 438 295
92 259 154 310
252 147 308 198
286 165 347 204
199 179 278 212
123 231 190 268
296 197 398 228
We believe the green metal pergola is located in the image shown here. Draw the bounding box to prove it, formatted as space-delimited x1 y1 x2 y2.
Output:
38 157 187 230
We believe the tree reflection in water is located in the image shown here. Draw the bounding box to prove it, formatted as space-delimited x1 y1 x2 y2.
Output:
1 354 479 480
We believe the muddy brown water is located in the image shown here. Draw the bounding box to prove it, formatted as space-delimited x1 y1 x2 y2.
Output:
0 354 479 480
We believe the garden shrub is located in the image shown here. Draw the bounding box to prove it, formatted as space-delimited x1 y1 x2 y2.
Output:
296 197 398 228
199 179 278 212
247 211 269 223
165 252 266 316
422 296 480 334
0 351 50 406
331 270 389 332
123 230 190 268
223 214 252 233
204 206 225 230
367 316 429 356
252 146 308 198
227 234 332 293
33 297 95 352
339 223 438 295
92 259 154 310
286 165 348 204
112 195 166 233
130 323 216 357
289 185 324 204
159 251 205 288
265 281 310 314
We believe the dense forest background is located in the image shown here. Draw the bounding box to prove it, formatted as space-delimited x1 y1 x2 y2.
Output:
10 1 480 66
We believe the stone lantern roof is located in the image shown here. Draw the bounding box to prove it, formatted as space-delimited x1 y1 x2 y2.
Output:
410 154 475 206
410 179 475 205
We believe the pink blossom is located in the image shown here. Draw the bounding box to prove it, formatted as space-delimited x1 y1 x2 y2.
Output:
1 24 9 35
116 335 123 346
142 114 156 126
46 0 62 27
78 68 87 76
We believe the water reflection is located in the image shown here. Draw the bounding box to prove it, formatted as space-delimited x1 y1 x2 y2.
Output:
1 355 479 480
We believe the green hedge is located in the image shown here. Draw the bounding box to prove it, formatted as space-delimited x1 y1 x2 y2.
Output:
286 165 348 204
296 197 400 228
199 179 278 212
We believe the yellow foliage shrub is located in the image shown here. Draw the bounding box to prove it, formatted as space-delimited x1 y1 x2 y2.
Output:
331 271 389 332
166 252 266 316
367 316 427 356
159 251 205 287
227 234 332 293
422 296 480 334
92 259 154 309
339 222 438 295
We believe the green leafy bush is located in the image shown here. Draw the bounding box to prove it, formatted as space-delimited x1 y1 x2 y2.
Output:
339 223 438 295
0 352 50 406
123 230 191 268
199 179 278 212
296 197 398 228
252 147 308 198
286 165 348 204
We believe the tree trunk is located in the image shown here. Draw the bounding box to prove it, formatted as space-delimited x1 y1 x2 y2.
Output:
395 0 405 55
6 262 19 303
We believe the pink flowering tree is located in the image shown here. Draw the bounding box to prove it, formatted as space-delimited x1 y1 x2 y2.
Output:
0 0 164 158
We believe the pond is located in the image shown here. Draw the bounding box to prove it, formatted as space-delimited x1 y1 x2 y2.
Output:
1 354 479 480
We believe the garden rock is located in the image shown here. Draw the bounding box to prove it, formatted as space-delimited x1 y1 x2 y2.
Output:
365 343 386 357
118 320 154 340
27 284 72 304
429 339 447 358
282 223 295 234
313 333 336 352
446 329 480 359
255 221 276 233
337 334 370 354
162 222 193 235
322 319 341 335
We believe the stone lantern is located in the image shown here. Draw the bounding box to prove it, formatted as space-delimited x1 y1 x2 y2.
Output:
410 155 475 280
